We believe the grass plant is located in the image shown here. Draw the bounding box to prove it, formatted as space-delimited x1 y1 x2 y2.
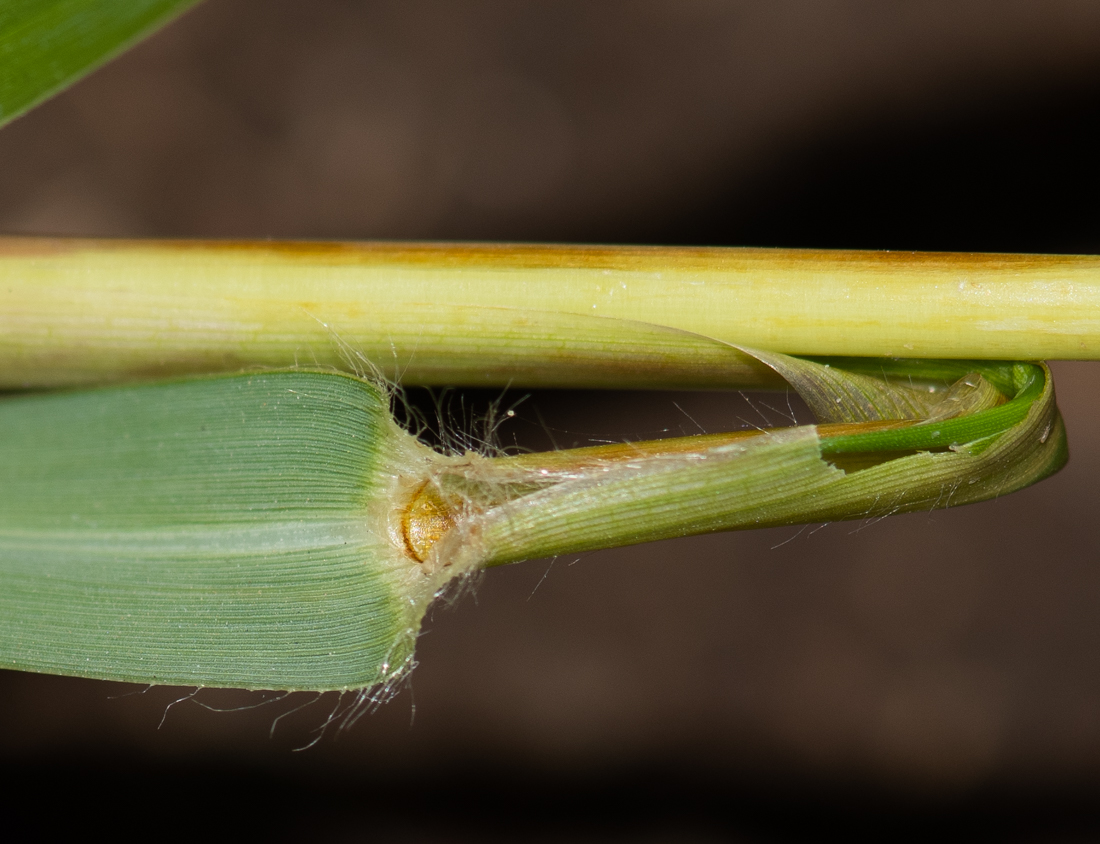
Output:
0 2 1089 693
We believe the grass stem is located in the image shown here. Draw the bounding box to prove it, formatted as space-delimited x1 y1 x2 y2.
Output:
3 238 1099 389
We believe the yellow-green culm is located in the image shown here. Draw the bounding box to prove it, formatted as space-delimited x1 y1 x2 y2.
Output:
0 353 1068 691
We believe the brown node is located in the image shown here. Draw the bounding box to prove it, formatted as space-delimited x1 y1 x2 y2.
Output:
401 480 461 563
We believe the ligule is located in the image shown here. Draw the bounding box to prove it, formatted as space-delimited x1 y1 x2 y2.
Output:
0 351 1067 692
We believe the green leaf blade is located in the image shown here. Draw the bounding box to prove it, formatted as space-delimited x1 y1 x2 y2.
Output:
0 0 201 128
0 372 436 691
0 359 1069 693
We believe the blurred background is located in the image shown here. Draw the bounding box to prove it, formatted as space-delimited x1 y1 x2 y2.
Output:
3 1 1100 839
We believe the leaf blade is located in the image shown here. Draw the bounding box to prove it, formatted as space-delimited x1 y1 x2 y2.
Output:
0 0 201 128
0 371 434 691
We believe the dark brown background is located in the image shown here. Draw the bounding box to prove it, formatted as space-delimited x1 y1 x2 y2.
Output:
3 1 1100 840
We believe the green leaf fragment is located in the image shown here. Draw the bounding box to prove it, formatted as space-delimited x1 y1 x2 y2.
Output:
0 352 1067 691
446 355 1065 568
0 372 444 691
0 0 201 128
